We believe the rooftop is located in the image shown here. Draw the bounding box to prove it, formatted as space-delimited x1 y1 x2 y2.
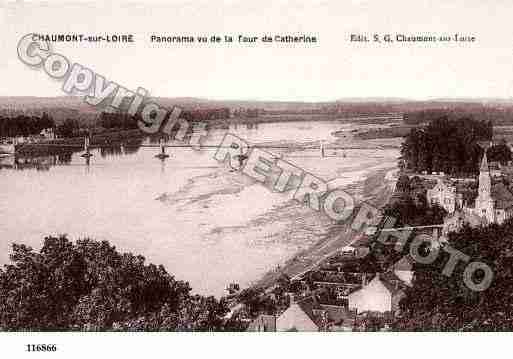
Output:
392 256 414 271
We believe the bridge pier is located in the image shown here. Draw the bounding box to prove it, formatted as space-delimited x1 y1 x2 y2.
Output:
80 136 93 159
155 138 169 160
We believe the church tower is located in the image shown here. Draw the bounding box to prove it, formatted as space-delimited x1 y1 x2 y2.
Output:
475 152 495 223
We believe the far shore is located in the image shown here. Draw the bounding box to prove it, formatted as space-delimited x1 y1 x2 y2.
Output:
13 114 405 156
209 113 403 127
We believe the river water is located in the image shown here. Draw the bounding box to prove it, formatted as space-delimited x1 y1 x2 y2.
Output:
0 120 399 296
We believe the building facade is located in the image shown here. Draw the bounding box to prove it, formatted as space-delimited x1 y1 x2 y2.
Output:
472 153 513 224
427 179 462 214
348 275 405 314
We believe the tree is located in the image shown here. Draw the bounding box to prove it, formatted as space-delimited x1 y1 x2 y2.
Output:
396 175 411 193
394 219 513 331
382 190 446 228
401 117 492 176
0 114 55 138
56 118 79 138
487 140 512 165
0 236 228 331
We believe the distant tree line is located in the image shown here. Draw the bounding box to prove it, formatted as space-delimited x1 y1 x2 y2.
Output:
180 108 230 121
0 114 91 139
401 117 493 175
0 113 55 138
97 109 230 131
0 236 228 331
55 118 81 138
232 108 258 118
1 107 232 140
404 107 513 126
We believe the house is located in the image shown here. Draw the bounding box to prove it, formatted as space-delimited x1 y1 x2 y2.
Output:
276 296 321 331
491 183 513 224
275 295 356 331
40 128 55 140
246 314 276 332
309 270 365 305
392 256 414 286
426 178 462 214
442 209 485 237
348 274 405 314
438 153 513 229
340 246 356 256
318 304 357 331
226 283 240 295
350 234 372 258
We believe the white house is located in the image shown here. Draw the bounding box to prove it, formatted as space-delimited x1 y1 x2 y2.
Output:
426 178 462 214
348 274 405 314
276 298 320 332
40 128 55 140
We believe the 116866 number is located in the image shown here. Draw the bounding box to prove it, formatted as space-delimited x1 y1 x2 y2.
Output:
26 344 57 352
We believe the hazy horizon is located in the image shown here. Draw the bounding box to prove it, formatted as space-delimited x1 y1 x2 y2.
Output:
1 95 513 104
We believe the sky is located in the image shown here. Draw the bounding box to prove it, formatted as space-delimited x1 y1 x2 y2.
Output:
1 0 513 101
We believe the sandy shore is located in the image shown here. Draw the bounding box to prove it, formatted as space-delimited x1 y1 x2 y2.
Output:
252 165 397 289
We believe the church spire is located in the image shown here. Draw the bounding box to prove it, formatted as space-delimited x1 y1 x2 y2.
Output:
480 151 489 172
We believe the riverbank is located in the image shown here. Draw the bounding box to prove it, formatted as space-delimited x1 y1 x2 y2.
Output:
15 129 145 156
13 114 403 155
252 166 397 290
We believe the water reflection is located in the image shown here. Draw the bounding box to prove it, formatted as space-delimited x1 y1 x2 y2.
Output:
100 145 124 158
57 152 72 165
0 154 66 171
0 138 145 171
99 138 144 158
159 157 167 174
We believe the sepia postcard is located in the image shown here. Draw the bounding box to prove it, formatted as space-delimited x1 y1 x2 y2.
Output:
1 0 512 357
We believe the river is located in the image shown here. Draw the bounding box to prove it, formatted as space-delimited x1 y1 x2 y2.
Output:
0 120 400 296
